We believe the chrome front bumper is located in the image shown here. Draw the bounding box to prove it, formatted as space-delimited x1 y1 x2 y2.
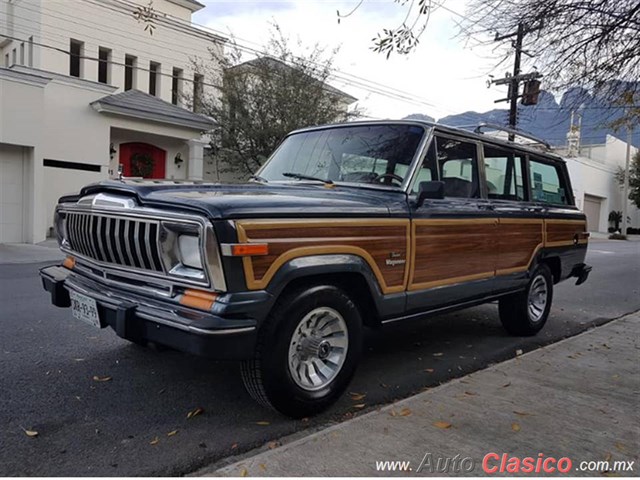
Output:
40 265 264 359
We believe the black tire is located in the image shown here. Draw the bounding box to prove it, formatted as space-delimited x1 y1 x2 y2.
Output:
499 264 553 336
241 284 363 418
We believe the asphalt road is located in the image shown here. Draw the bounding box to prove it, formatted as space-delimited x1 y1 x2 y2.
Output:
1 240 638 476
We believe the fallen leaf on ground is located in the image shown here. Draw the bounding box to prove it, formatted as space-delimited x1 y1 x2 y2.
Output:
240 468 248 477
389 410 397 417
433 421 452 429
464 391 477 396
502 382 511 388
267 441 279 449
614 442 628 453
513 411 532 417
187 407 204 419
150 437 159 445
231 443 238 450
432 352 444 357
400 408 412 416
256 421 270 426
424 368 435 373
259 464 266 471
24 429 38 438
352 403 366 409
511 422 521 432
167 430 178 437
92 375 112 382
515 349 523 356
350 392 366 401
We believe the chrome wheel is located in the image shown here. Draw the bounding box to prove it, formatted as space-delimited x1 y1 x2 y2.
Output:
528 275 548 322
288 307 349 391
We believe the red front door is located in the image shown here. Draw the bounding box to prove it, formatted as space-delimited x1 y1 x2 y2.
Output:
119 143 166 179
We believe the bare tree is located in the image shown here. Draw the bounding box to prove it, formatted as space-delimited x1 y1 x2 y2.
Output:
341 0 640 123
464 0 640 123
193 25 361 178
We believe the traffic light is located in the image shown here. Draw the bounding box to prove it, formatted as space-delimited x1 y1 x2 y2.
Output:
521 80 541 105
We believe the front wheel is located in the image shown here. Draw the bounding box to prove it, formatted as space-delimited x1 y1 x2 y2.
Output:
241 285 363 418
499 264 553 336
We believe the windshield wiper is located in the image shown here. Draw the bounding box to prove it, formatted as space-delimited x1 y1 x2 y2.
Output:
249 174 268 183
282 172 333 184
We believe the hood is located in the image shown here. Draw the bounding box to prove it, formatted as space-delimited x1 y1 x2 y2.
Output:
72 180 407 219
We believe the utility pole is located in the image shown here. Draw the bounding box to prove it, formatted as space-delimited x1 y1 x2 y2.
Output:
507 23 524 138
622 127 632 236
488 23 542 141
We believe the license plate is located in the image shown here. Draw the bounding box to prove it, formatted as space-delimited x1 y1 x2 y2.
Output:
70 290 102 328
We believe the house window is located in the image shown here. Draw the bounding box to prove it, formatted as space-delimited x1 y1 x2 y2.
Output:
69 39 83 78
98 47 111 84
4 53 8 67
124 55 136 91
19 43 24 65
171 67 183 105
28 36 33 67
149 61 160 96
193 73 204 112
12 48 16 65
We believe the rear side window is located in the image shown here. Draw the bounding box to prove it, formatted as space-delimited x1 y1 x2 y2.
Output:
483 145 526 201
436 137 480 198
529 157 569 205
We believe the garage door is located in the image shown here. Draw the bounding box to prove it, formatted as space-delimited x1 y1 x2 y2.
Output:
583 194 602 232
0 145 25 243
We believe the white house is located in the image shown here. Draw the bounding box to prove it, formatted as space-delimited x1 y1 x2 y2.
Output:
0 0 224 243
554 135 639 233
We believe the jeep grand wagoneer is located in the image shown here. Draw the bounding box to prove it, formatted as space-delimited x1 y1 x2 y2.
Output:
40 121 591 417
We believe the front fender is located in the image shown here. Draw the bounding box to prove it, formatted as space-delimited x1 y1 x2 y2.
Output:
264 253 395 319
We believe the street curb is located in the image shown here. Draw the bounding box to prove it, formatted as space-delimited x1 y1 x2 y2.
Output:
194 310 640 476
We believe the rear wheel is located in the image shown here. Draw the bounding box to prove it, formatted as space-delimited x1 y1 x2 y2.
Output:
241 285 363 418
499 264 553 336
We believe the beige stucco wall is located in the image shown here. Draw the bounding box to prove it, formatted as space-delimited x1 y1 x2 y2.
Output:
557 135 640 232
1 0 223 108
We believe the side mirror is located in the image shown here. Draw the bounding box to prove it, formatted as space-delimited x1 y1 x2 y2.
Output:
417 181 445 207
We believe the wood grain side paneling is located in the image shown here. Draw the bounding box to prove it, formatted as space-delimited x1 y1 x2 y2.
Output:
545 219 588 247
409 219 498 291
496 219 544 275
237 219 411 293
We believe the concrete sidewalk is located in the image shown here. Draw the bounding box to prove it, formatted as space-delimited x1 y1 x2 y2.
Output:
0 240 63 264
205 313 639 477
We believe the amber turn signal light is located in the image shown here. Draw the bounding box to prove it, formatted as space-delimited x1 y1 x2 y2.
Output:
230 244 269 256
63 256 75 269
179 289 218 310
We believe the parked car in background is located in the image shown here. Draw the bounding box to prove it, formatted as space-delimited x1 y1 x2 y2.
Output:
40 120 591 417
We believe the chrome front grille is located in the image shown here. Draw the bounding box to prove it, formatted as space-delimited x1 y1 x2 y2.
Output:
66 212 164 272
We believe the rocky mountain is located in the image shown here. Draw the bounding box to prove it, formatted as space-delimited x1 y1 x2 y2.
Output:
410 84 640 147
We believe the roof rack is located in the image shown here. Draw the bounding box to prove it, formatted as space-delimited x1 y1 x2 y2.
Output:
457 122 551 150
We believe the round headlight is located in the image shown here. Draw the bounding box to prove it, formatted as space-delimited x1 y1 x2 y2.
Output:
177 234 202 269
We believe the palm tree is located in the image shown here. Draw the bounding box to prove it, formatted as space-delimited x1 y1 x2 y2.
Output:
608 210 622 231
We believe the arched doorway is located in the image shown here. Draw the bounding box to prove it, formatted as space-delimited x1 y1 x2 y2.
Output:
119 143 166 179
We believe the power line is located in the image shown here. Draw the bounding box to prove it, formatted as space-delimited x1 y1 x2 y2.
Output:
104 0 449 110
3 1 444 111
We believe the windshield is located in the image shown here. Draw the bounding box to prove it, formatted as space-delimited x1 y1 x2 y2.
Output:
259 124 427 187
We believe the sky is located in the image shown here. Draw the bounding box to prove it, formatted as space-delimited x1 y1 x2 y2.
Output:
192 0 518 121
